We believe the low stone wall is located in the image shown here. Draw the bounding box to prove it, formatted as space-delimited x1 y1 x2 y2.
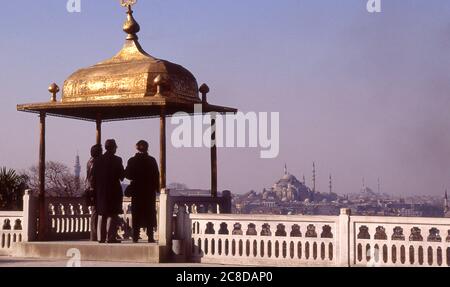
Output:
3 191 450 267
350 215 450 267
0 189 231 254
186 209 450 267
188 213 341 266
0 211 24 255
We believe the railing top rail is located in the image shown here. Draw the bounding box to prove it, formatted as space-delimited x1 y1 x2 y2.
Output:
0 211 23 218
171 196 228 204
350 215 450 225
45 198 86 206
190 213 339 223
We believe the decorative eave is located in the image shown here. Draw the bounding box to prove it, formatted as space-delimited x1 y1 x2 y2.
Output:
17 99 237 122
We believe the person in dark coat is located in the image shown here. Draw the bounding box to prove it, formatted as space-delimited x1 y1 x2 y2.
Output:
85 144 102 241
95 139 125 243
125 140 160 243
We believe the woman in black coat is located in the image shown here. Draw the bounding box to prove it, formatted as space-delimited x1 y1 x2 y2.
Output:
125 140 160 243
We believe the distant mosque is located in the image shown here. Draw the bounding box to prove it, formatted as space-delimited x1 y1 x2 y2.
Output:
262 164 337 203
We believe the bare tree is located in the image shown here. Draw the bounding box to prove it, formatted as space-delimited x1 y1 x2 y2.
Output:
23 161 84 197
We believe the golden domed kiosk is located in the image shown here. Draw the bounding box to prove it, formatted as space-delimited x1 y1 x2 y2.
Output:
17 0 237 240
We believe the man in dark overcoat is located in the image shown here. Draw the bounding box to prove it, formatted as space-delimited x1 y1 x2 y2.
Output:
95 139 125 243
125 140 160 243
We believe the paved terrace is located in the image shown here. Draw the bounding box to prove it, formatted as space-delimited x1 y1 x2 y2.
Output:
0 256 228 267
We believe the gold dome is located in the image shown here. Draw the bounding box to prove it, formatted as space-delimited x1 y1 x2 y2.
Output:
62 5 200 104
18 2 236 122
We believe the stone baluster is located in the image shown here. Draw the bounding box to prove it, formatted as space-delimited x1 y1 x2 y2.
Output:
214 228 219 256
413 243 419 266
323 241 329 261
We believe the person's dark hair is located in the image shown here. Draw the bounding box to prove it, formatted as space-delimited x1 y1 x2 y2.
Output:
105 139 118 152
136 140 149 153
90 144 103 158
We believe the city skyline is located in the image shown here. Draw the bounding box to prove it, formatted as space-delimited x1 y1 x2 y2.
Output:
2 1 450 196
72 153 448 198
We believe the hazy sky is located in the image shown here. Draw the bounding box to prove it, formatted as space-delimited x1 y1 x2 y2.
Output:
1 0 450 196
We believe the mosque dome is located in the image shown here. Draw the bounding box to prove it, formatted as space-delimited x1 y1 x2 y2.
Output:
281 173 295 181
270 165 313 202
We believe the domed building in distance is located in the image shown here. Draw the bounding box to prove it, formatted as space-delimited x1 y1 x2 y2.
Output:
263 165 313 202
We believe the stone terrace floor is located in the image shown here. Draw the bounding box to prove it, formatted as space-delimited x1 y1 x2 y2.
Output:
0 256 228 267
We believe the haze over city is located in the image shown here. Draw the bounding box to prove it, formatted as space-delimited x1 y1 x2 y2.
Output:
2 0 450 196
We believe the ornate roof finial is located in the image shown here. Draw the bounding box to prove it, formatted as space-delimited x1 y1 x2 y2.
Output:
199 84 210 103
121 0 140 41
48 83 60 102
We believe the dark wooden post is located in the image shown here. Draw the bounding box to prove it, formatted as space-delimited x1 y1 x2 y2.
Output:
38 112 46 241
160 108 167 190
210 113 218 198
96 115 102 145
199 84 217 198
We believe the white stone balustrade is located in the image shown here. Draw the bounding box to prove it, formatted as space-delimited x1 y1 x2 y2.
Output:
0 211 24 255
159 190 233 247
0 190 37 255
120 190 231 243
4 191 450 267
45 197 92 240
188 213 341 266
350 216 450 267
184 209 450 267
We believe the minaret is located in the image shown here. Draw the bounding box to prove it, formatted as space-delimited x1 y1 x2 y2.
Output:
284 163 288 175
329 174 332 194
445 189 449 213
362 177 366 192
74 153 81 191
312 162 316 192
377 178 381 194
302 175 306 185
